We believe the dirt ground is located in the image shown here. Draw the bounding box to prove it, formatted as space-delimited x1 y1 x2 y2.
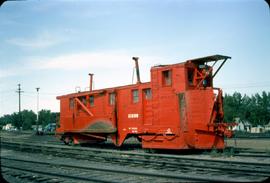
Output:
225 138 270 150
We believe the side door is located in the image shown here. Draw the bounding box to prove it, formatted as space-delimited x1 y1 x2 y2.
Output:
142 88 153 125
107 91 117 128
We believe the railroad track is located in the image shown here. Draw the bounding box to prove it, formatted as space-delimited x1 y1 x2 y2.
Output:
3 155 245 183
210 147 270 159
2 134 270 158
2 135 270 158
234 152 270 158
0 134 60 145
1 140 269 182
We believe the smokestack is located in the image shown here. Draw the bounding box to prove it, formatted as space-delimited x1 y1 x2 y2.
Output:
132 57 141 84
89 73 94 91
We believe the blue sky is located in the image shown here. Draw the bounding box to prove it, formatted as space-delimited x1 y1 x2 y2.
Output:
0 0 269 116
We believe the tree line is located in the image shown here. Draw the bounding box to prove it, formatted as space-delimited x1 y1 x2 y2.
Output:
0 109 59 130
224 91 270 126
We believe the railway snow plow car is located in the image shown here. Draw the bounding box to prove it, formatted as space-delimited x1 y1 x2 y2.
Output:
56 55 233 150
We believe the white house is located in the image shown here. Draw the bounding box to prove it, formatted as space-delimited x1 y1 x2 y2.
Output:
251 125 265 133
232 118 251 132
2 123 16 131
264 122 270 132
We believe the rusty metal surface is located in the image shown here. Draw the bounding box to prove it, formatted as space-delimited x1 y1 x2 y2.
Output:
85 121 117 133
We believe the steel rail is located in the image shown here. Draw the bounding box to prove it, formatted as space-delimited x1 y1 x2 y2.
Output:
2 156 257 183
2 136 269 158
3 163 116 183
2 140 270 167
2 140 270 180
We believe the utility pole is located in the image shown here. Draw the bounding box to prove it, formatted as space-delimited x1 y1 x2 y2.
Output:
36 87 40 134
16 84 23 130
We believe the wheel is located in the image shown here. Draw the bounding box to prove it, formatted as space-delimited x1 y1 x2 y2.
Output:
68 137 74 146
63 136 73 145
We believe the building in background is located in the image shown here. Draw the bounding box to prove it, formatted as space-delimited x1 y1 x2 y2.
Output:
232 117 251 132
2 123 17 131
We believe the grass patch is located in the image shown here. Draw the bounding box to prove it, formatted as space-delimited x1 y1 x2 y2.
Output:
209 148 220 157
208 147 236 157
223 147 236 157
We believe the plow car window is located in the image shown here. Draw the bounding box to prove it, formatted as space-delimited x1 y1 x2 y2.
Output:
132 89 139 103
143 88 152 100
188 68 194 86
109 93 116 105
162 70 172 86
89 96 94 107
69 98 74 109
79 96 87 105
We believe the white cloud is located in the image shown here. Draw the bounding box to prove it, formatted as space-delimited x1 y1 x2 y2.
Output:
0 67 27 79
6 31 66 49
0 50 166 81
31 50 165 71
0 50 167 115
0 69 11 78
0 62 32 79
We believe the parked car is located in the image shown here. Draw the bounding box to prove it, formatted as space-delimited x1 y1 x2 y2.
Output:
44 123 56 133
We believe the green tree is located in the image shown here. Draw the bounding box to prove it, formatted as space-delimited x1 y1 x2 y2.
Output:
1 109 59 130
224 91 270 126
223 94 234 122
0 114 12 128
223 92 243 122
21 110 36 130
11 112 21 129
38 109 52 128
50 112 60 124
